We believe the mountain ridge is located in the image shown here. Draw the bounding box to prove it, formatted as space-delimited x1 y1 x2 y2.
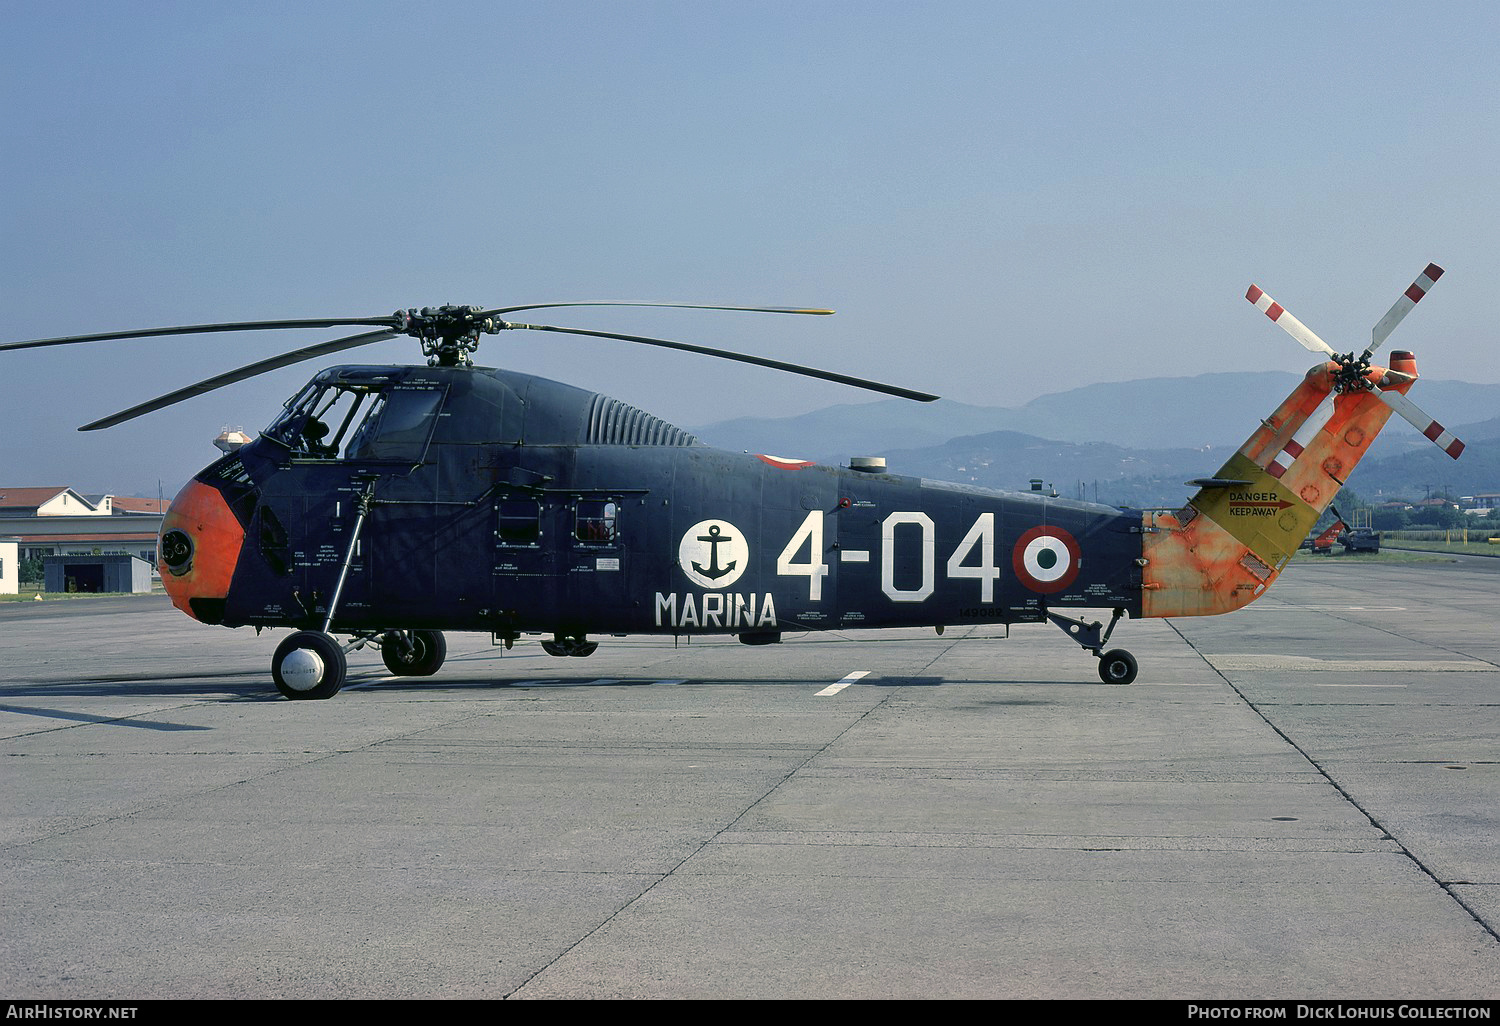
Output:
691 371 1500 506
693 371 1500 457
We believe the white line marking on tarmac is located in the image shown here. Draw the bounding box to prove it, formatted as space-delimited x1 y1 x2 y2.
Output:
816 671 870 696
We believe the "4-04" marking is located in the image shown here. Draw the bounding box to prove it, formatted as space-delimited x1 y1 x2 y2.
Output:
775 510 1077 603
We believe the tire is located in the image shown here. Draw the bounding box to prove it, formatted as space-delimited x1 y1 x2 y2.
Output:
381 629 447 677
1097 649 1138 685
273 631 347 700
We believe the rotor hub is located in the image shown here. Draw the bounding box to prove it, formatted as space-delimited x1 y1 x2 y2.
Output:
1330 351 1373 394
394 304 505 367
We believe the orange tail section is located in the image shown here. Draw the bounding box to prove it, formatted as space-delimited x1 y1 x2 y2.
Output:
1138 353 1418 618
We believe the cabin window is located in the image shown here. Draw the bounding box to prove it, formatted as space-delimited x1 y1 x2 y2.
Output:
575 499 618 545
496 500 541 546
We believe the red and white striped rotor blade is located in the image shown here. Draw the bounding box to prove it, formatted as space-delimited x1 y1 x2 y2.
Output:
1369 263 1443 354
1267 393 1337 479
1245 285 1337 357
1377 389 1465 459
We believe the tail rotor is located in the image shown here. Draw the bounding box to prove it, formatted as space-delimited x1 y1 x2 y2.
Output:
1245 262 1464 462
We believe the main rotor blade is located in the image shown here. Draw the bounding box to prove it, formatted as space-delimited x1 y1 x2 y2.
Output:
1376 388 1465 459
1245 285 1337 357
79 328 398 431
5 305 831 351
1368 263 1443 356
481 301 834 318
2 316 400 353
507 322 939 402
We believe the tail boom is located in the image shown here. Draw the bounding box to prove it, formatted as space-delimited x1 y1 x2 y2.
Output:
1139 359 1410 618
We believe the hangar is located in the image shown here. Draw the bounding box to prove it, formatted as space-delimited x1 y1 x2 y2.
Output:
42 553 154 594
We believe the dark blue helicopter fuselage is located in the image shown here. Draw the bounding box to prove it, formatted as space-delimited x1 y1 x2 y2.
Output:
173 364 1145 640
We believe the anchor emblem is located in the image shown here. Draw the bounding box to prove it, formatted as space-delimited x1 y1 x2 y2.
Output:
678 518 749 589
692 524 738 580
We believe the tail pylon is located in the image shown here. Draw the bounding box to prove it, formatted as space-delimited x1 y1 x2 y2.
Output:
1138 264 1464 619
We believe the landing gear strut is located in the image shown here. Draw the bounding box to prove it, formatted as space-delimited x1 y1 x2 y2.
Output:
274 480 373 700
1047 608 1139 685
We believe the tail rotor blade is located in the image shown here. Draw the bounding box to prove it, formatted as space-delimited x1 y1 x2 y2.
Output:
1246 285 1337 357
1268 393 1338 478
1369 263 1443 355
1377 388 1465 459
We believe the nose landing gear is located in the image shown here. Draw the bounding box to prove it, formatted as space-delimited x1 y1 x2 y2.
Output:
271 628 450 700
272 630 347 700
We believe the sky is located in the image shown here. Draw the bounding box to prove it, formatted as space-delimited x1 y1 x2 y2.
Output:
3 0 1498 496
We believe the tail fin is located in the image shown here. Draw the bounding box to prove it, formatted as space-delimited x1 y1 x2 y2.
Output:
1139 356 1415 618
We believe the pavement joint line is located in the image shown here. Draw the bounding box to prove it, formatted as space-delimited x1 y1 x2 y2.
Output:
505 658 934 997
1168 619 1500 946
1265 590 1500 671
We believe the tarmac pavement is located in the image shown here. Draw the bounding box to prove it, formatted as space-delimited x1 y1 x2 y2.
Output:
1 556 1496 999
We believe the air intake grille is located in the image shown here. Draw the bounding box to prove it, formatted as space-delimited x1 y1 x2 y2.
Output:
585 395 699 447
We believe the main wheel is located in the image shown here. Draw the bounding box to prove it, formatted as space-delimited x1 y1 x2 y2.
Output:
273 631 347 700
381 629 447 676
1097 649 1138 685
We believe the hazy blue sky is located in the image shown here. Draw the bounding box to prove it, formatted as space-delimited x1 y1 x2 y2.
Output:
4 0 1497 494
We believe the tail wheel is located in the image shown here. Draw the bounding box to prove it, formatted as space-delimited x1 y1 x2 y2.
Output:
1097 649 1138 685
273 630 347 700
381 629 447 676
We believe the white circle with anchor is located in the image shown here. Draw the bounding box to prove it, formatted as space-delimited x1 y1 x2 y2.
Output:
678 519 749 590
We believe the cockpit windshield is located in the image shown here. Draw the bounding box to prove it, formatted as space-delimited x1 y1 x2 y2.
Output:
264 381 447 463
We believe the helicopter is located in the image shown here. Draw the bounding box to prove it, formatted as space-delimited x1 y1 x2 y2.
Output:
1 265 1464 700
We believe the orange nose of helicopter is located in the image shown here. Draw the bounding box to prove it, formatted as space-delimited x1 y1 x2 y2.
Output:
157 480 244 623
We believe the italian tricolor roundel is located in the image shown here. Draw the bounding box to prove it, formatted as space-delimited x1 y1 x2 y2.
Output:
1012 525 1081 594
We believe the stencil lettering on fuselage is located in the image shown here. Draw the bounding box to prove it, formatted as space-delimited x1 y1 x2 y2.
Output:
1190 452 1318 568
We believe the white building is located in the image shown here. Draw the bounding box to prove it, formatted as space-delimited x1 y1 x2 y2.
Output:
0 486 167 568
0 536 17 594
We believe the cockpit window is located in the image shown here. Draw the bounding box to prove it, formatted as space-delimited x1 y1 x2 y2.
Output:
265 382 447 463
361 386 446 461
